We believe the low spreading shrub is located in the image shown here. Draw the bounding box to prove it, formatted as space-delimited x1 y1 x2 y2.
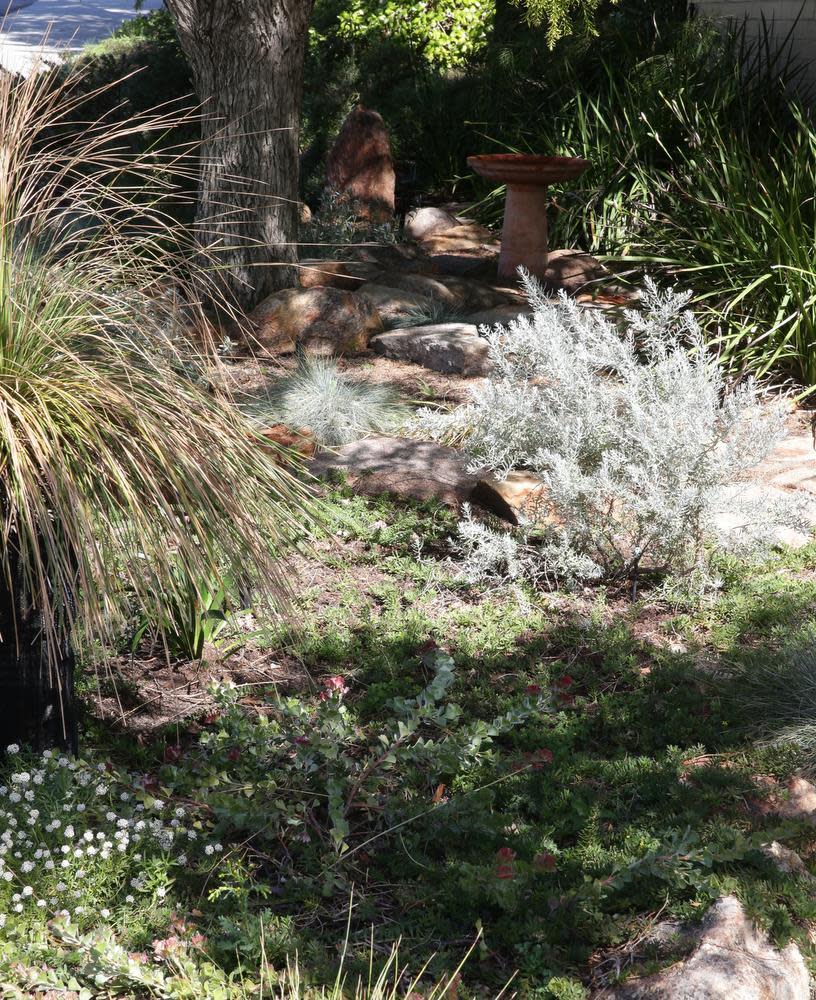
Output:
417 275 794 589
162 648 547 858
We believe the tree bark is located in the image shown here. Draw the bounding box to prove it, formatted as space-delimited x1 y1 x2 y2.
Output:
0 550 77 754
165 0 315 312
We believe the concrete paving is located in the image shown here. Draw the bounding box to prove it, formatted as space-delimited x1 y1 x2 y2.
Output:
0 0 163 75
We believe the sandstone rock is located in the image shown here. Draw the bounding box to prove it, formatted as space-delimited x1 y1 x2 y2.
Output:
428 254 499 280
713 483 816 550
297 259 382 291
420 223 498 254
752 775 816 823
464 305 533 329
256 424 316 462
345 243 431 271
356 283 434 325
326 107 395 221
596 896 809 1000
542 249 610 294
471 471 552 525
405 206 462 241
371 324 489 376
309 435 483 508
762 841 815 879
376 271 505 312
247 287 382 357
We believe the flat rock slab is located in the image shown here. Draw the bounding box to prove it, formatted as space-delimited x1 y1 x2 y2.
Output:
749 430 816 495
371 323 489 376
464 305 533 329
309 435 482 508
419 223 499 254
713 482 816 549
595 895 809 1000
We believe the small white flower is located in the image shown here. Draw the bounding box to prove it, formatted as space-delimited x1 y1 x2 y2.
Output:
22 886 33 897
125 894 135 903
6 744 19 754
12 903 22 913
214 843 223 852
204 844 214 856
155 887 166 899
100 908 110 919
36 899 45 908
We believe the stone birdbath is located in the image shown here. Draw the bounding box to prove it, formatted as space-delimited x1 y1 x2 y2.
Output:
467 154 590 281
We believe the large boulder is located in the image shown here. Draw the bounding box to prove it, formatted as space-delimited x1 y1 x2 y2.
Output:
356 283 434 326
247 287 382 357
326 107 395 221
542 249 610 294
297 259 382 291
376 271 506 312
371 323 489 376
405 206 462 241
595 896 809 1000
309 435 483 508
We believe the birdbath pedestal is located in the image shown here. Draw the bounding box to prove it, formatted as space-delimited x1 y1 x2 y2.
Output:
467 154 590 282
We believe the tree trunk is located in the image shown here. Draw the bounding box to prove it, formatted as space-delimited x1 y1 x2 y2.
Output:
0 551 77 754
165 0 315 312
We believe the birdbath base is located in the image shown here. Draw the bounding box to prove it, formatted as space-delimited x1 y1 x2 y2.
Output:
467 154 590 282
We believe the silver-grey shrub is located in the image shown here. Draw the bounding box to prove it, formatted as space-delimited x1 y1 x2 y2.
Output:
416 274 790 585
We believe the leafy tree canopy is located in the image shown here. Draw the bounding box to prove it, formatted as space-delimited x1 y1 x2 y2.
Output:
512 0 617 45
330 0 615 68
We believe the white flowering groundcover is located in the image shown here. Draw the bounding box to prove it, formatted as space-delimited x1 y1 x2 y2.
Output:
0 744 222 930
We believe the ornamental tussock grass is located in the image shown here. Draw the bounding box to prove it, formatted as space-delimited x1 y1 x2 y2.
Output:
249 355 407 447
0 62 318 744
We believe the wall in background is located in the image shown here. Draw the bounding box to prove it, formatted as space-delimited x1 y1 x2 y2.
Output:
694 0 816 90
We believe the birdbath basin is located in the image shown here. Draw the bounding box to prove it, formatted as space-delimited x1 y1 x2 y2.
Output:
467 154 590 281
